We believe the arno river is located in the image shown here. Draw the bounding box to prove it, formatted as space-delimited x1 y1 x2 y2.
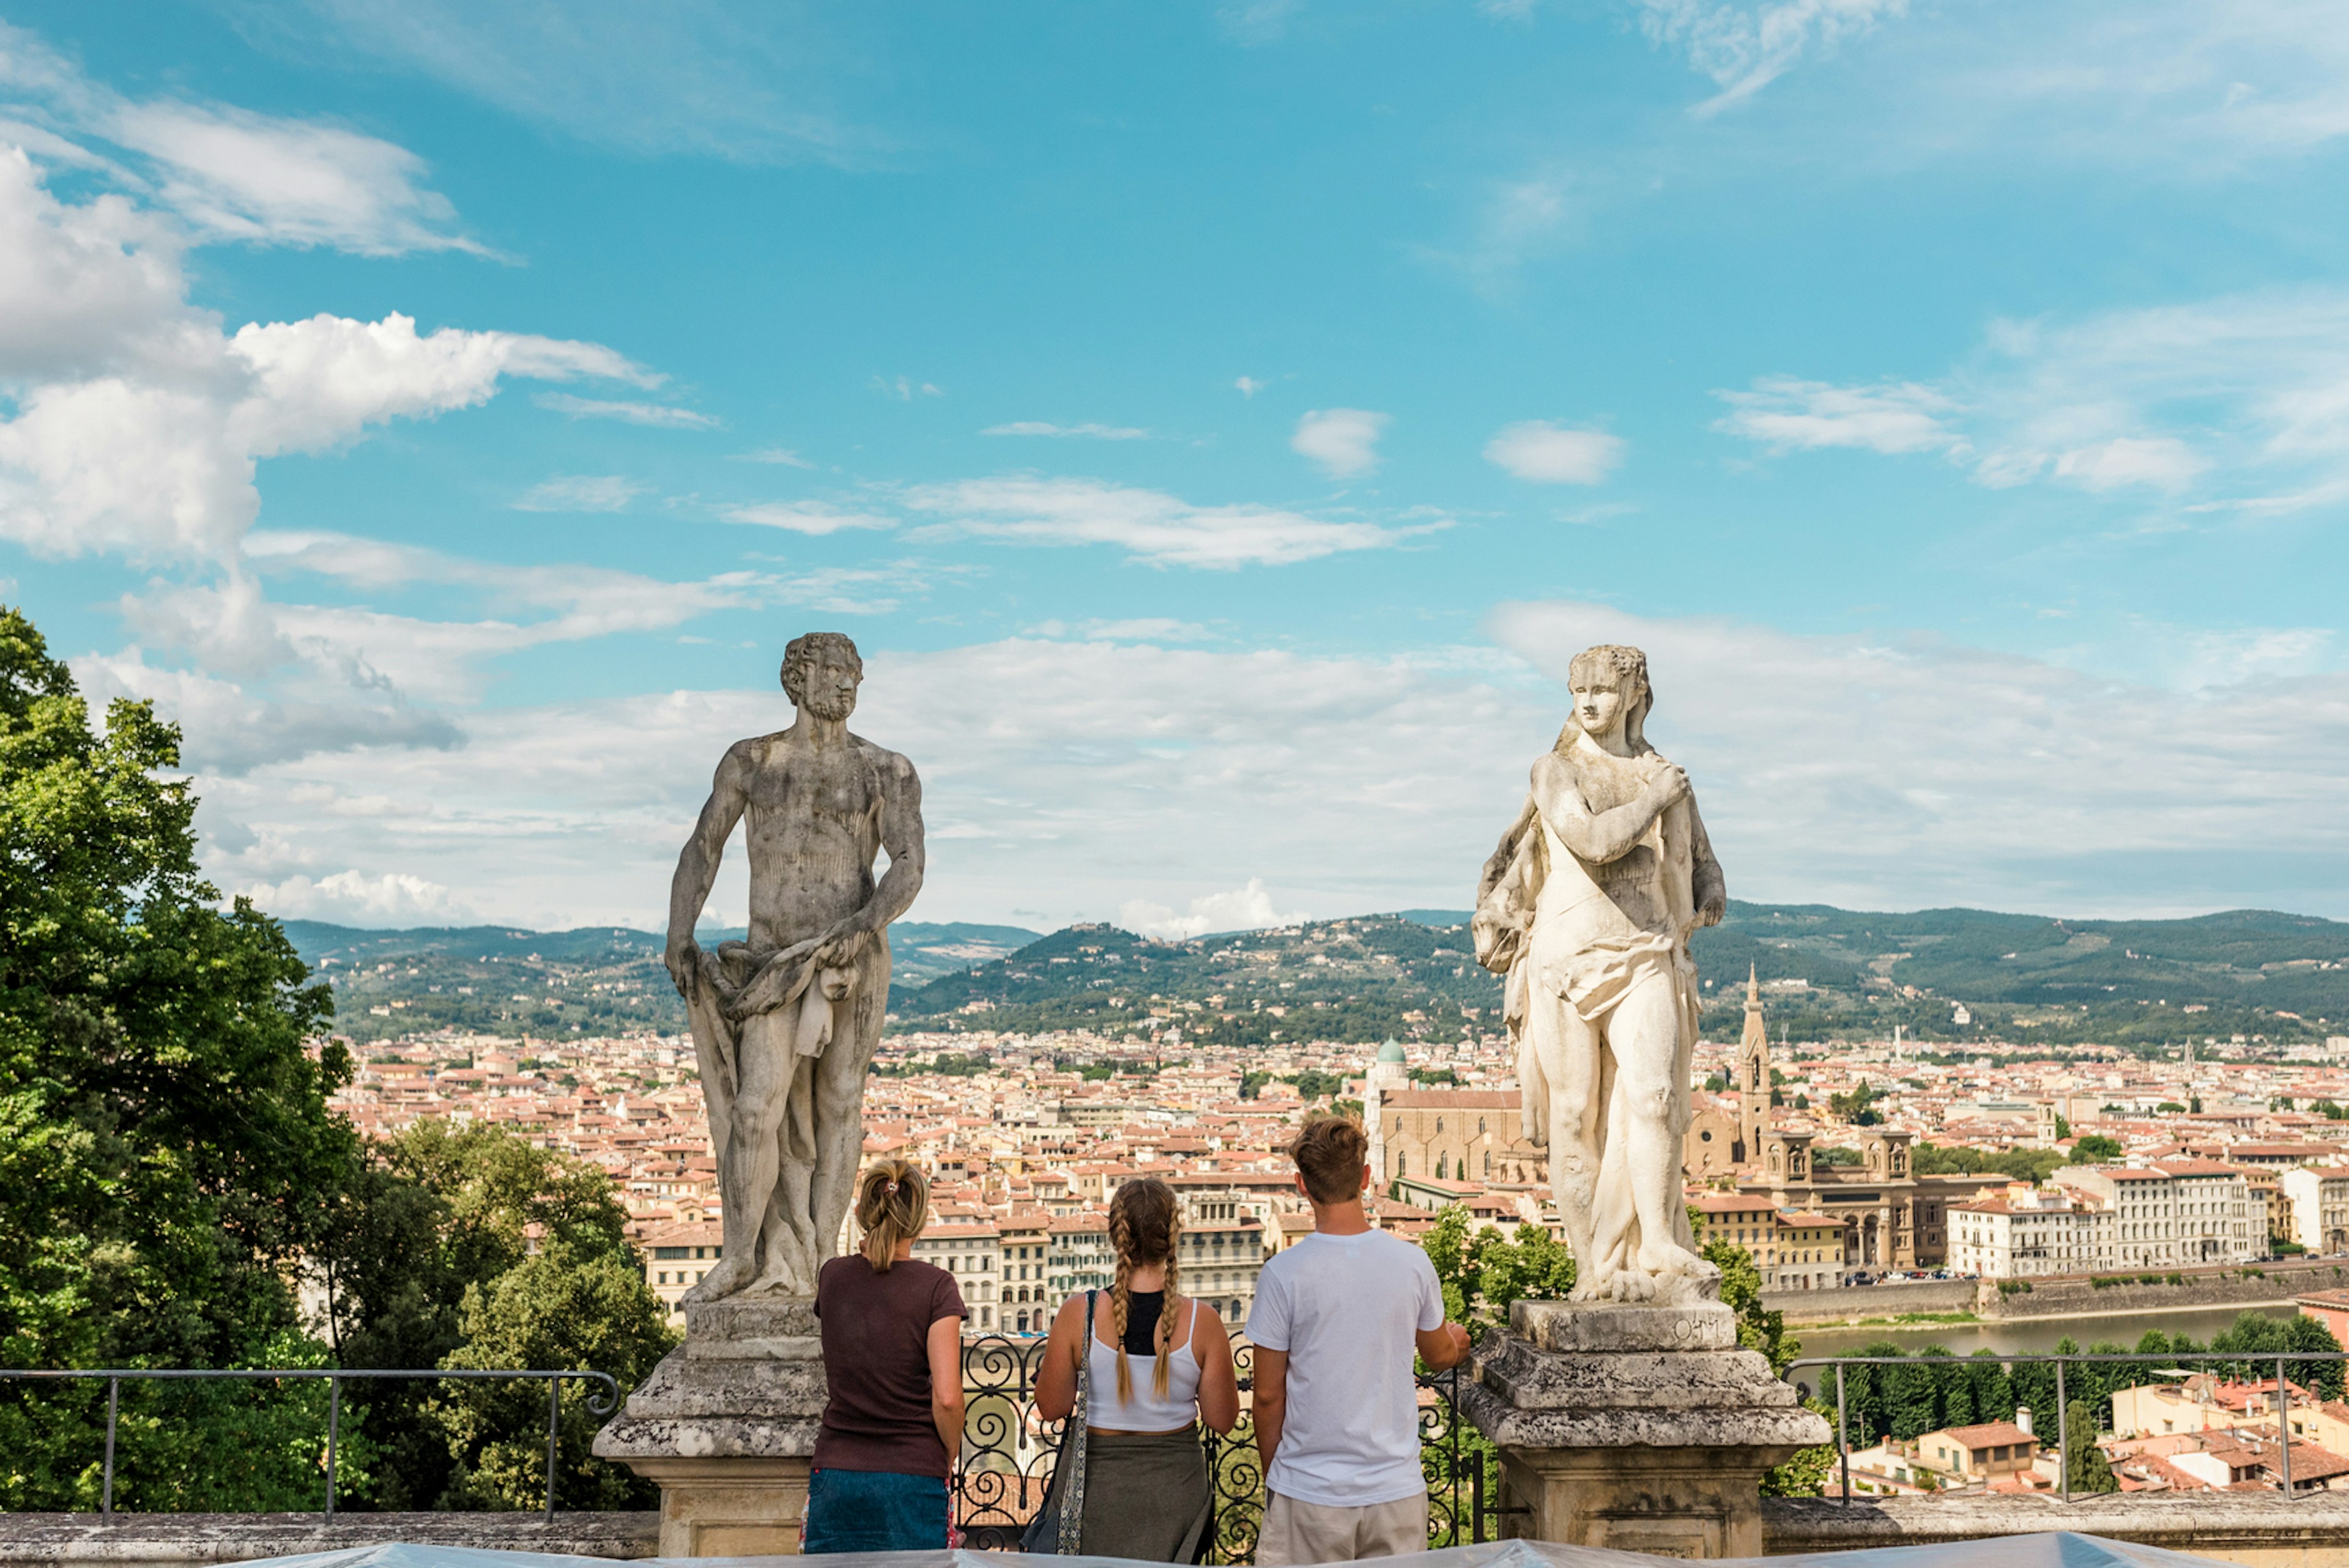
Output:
1794 1301 2301 1360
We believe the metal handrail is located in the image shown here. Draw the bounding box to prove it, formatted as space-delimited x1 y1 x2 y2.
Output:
0 1367 622 1521
1786 1350 2345 1506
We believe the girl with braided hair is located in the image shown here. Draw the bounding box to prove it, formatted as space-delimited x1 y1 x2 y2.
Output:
1037 1176 1239 1560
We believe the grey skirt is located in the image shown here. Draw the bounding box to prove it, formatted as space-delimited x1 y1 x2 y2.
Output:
1077 1427 1212 1562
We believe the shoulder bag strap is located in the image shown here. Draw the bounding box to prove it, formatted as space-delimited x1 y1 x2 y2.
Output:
1056 1290 1094 1555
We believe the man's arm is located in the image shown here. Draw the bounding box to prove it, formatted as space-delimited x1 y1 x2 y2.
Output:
819 751 926 960
665 748 751 996
1252 1346 1287 1472
1416 1322 1472 1371
1531 752 1687 866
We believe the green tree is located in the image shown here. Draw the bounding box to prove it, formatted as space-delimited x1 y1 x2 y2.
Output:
2063 1399 2117 1493
433 1244 674 1509
1697 1229 1832 1494
2207 1309 2345 1400
2069 1134 2124 1163
0 608 354 1510
317 1122 677 1508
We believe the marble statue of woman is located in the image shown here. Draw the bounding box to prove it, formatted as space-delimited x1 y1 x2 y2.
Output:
1474 644 1726 1304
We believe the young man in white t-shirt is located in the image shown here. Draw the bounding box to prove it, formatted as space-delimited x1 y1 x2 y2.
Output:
1247 1114 1472 1564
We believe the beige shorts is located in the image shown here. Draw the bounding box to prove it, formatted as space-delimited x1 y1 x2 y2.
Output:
1255 1490 1428 1565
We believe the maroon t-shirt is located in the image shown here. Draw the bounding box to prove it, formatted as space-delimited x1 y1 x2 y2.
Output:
811 1254 968 1476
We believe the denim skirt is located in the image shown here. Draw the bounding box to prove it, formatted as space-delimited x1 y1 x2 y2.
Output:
802 1466 952 1553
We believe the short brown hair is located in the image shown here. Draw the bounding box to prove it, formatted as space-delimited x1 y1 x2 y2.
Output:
1288 1114 1369 1205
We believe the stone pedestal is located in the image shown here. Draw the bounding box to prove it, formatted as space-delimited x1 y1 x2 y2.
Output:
592 1297 828 1556
1455 1299 1830 1559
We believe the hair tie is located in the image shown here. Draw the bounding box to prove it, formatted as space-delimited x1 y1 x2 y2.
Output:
885 1178 899 1194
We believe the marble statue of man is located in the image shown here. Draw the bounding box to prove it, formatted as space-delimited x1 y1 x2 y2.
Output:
1474 644 1725 1304
663 632 926 1301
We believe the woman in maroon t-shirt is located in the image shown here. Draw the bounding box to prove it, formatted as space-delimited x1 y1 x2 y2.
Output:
804 1160 967 1553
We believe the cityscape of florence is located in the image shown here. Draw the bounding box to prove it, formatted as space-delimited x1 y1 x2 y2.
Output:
4 0 2349 1564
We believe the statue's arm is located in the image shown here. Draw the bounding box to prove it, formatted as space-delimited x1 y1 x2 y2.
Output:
665 746 751 993
1531 751 1687 864
828 752 926 953
1687 796 1727 927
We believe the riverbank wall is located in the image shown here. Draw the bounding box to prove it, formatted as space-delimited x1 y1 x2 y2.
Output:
1764 1256 2349 1328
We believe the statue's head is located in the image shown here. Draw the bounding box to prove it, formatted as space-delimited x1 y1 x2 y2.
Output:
1563 643 1652 750
781 631 863 722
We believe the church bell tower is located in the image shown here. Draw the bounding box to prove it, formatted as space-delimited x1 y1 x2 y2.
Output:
1738 965 1768 1165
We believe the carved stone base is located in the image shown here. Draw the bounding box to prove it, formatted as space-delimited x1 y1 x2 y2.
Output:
1456 1300 1830 1559
593 1296 828 1557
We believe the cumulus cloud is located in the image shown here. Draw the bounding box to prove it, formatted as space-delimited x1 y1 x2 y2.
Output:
1234 377 1266 398
982 421 1150 440
721 500 896 534
1483 421 1625 484
1119 878 1310 939
899 476 1434 568
233 868 465 924
1291 407 1389 478
534 392 721 428
171 614 2349 934
512 475 647 512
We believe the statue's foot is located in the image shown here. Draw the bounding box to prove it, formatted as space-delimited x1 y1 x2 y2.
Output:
680 1253 755 1304
1636 1244 1723 1306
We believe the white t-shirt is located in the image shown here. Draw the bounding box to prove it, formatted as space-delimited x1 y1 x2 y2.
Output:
1245 1228 1445 1507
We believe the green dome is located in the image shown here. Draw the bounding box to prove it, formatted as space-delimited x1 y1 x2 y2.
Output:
1376 1039 1407 1063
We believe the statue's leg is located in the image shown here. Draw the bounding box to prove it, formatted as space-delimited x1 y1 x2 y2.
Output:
1533 993 1601 1288
749 1034 821 1294
810 952 890 1265
691 1010 790 1302
1612 972 1715 1293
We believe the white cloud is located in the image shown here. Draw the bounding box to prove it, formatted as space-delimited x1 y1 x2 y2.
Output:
1291 408 1389 478
235 868 465 924
1030 618 1215 643
721 501 896 535
512 475 647 512
1632 0 1910 112
0 21 477 254
1119 878 1310 939
534 392 721 429
103 101 480 256
899 476 1434 568
234 0 877 166
873 375 941 401
735 447 814 467
1716 287 2349 512
982 421 1150 440
1234 377 1266 398
2051 437 2207 493
171 612 2349 935
1713 377 1959 454
1482 420 1625 484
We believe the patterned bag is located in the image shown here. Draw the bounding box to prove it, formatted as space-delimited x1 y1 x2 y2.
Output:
1021 1290 1095 1555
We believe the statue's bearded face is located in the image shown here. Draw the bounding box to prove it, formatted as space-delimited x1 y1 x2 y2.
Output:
1570 670 1634 740
796 649 862 720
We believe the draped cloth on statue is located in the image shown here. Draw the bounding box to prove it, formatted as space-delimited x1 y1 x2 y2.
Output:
684 937 863 1193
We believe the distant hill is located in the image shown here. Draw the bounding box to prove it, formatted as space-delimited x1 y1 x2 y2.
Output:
278 901 2348 1052
284 919 1039 1044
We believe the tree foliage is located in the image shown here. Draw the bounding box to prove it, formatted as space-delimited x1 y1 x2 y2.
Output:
0 607 673 1511
0 609 355 1509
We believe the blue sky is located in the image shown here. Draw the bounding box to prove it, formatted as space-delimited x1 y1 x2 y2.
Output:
4 0 2348 933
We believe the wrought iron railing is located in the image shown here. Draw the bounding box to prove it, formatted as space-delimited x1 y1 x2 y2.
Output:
952 1335 1489 1561
0 1367 622 1520
1787 1350 2349 1504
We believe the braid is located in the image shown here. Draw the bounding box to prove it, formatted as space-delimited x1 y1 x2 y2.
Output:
1108 1208 1136 1403
1154 1207 1182 1401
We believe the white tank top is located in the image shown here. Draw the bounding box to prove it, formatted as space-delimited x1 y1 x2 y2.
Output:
1086 1295 1203 1431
